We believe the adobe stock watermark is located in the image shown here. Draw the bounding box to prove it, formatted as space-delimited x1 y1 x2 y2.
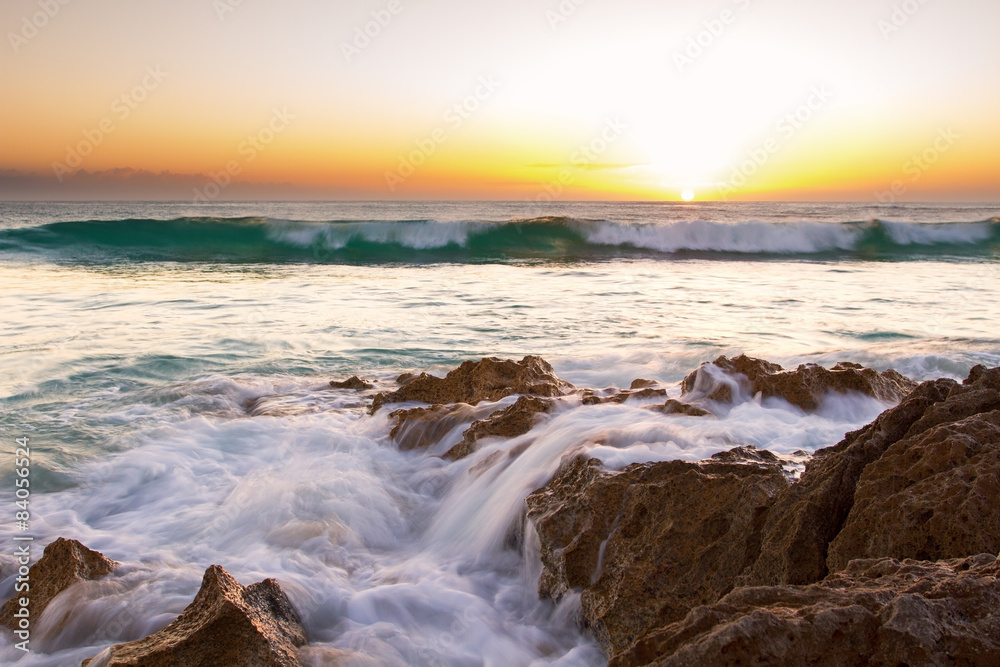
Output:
874 127 959 204
8 0 72 53
527 117 629 204
673 0 753 73
877 0 932 40
384 76 502 192
719 84 833 197
545 0 587 30
51 66 168 182
213 0 247 21
192 107 294 201
341 0 404 63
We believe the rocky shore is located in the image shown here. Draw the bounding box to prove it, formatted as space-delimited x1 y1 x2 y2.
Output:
3 355 997 665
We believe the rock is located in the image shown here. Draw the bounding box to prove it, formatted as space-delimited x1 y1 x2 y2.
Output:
329 376 373 390
826 375 1000 571
741 377 958 587
525 453 789 658
742 367 1000 588
582 387 669 406
647 400 712 417
0 537 116 631
681 355 917 411
369 356 573 414
84 565 305 667
629 379 658 390
443 396 552 461
388 404 476 451
396 372 416 385
709 446 780 465
615 554 1000 667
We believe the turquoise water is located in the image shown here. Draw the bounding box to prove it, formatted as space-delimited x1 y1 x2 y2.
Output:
1 201 998 665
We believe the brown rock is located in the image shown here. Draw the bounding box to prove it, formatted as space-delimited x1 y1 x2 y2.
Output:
396 372 416 385
583 387 669 406
647 400 712 417
369 356 573 414
741 377 958 587
525 453 789 658
443 396 552 461
84 565 305 667
329 376 373 390
709 446 780 464
617 554 1000 667
827 414 1000 569
1 537 116 631
743 367 1000 588
388 403 476 451
681 355 917 411
629 379 658 390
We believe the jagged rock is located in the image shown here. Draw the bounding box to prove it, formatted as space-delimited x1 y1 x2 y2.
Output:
0 538 116 631
709 446 780 464
443 396 552 461
525 453 789 658
827 375 1000 571
615 554 1000 667
742 367 1000 588
329 376 373 390
647 400 711 417
369 356 573 414
582 387 669 406
740 376 958 587
681 355 916 411
388 404 476 451
83 565 305 667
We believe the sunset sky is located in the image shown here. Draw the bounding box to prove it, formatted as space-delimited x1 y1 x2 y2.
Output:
1 0 998 201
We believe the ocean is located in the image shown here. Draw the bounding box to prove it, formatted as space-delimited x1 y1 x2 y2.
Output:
1 200 998 665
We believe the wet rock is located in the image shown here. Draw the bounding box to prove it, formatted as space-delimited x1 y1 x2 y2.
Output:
369 356 573 414
329 376 373 390
647 400 711 417
616 554 1000 667
629 379 658 390
1 538 116 631
827 382 1000 571
443 396 552 461
741 376 959 586
396 372 416 385
681 355 917 411
709 445 780 464
582 387 669 406
83 565 305 667
388 404 476 451
525 453 789 658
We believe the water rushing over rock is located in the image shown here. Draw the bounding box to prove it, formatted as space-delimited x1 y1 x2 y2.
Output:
0 538 117 636
521 363 1000 664
83 565 305 667
5 355 998 666
681 355 917 410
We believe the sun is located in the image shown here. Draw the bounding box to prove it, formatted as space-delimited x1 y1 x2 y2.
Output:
681 189 696 202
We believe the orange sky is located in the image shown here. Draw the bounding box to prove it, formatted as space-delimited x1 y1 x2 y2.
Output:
1 0 998 201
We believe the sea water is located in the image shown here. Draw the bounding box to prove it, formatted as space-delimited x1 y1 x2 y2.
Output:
0 201 998 665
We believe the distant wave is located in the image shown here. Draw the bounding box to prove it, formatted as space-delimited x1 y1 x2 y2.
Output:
1 216 997 263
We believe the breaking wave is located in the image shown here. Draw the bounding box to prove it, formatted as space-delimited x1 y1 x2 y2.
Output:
2 216 997 263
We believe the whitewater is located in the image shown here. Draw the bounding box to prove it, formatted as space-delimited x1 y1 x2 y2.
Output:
1 200 998 665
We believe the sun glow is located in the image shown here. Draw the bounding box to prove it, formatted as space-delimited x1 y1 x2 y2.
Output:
681 189 696 202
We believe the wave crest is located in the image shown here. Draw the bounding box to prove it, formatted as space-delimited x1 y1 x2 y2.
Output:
1 216 996 263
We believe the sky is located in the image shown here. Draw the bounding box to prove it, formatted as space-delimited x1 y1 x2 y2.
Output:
1 0 998 201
